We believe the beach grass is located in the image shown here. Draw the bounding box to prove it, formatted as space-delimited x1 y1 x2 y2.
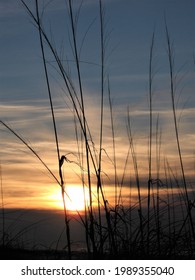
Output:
1 0 195 259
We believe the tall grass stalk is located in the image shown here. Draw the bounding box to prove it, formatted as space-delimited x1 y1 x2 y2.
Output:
147 30 155 254
73 111 91 255
164 158 171 249
107 76 119 252
35 0 72 259
96 0 105 254
127 107 144 253
155 115 162 253
108 78 118 205
97 0 117 256
0 162 5 248
165 22 195 241
67 0 97 256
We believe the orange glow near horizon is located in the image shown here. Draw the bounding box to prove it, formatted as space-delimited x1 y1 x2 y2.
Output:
48 185 90 213
64 185 90 213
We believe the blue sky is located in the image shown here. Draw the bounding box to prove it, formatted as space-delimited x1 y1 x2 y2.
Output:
1 0 195 210
1 0 195 103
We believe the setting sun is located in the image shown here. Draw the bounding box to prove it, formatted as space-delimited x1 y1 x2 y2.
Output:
65 185 89 212
50 185 90 213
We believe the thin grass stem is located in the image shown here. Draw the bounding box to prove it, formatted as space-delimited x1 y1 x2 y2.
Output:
165 21 195 241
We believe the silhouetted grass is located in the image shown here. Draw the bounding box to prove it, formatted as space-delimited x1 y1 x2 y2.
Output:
0 0 195 259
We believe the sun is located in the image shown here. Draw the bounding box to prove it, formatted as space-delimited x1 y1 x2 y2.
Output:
50 185 89 213
64 185 89 212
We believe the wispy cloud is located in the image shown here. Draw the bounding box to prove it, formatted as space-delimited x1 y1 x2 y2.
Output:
1 99 195 209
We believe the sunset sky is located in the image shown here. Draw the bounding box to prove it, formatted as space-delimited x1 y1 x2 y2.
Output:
1 0 195 213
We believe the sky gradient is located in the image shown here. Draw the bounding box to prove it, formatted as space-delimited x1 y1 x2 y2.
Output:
1 0 195 212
